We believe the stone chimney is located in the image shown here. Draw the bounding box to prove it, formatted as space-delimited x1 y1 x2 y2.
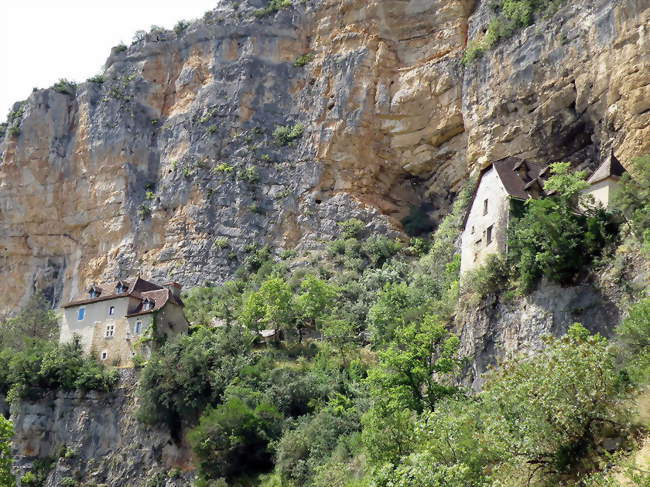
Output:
164 281 182 298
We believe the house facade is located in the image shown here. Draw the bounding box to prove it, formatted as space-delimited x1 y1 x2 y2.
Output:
460 158 546 275
460 154 626 275
60 277 188 367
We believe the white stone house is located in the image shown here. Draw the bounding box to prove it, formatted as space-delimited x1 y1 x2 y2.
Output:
60 277 188 367
460 155 627 275
460 158 546 275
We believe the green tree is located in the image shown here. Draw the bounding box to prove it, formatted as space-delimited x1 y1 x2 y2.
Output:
366 314 461 414
0 416 14 487
183 281 244 326
138 327 254 428
0 293 58 352
508 162 615 291
366 282 413 345
295 275 339 339
612 154 650 246
615 298 650 384
480 324 624 475
239 278 295 335
188 398 282 481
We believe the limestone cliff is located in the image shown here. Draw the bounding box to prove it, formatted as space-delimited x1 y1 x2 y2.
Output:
1 0 649 313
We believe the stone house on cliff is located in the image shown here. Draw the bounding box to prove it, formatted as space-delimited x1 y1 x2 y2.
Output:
460 154 626 275
59 277 188 367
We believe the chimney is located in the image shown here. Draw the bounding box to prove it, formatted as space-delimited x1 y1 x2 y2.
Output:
164 281 182 298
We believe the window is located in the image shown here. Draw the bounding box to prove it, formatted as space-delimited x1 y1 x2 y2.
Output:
101 351 108 360
483 199 489 215
105 324 115 338
109 306 115 316
77 307 85 321
116 283 127 293
486 225 493 245
135 321 142 335
471 226 475 235
143 299 154 311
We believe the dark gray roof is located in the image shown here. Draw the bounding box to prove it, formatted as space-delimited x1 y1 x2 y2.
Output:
587 152 626 184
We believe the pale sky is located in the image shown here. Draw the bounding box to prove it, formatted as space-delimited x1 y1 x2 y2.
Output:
1 0 219 120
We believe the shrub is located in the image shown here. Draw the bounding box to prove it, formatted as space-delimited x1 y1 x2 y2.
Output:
7 126 20 138
239 166 259 183
214 237 229 249
338 218 365 239
52 79 76 95
137 327 254 428
615 298 650 385
508 163 617 292
87 74 105 84
273 123 304 146
613 154 650 247
137 204 152 220
275 410 360 485
213 162 234 174
114 43 128 53
460 254 510 302
480 324 625 475
207 124 218 134
293 53 315 67
174 20 190 35
189 398 282 481
254 0 292 17
0 417 13 487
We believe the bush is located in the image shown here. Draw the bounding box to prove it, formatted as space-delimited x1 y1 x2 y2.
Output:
254 0 292 17
137 327 254 429
293 53 315 67
174 20 190 35
272 123 304 146
613 154 650 248
338 218 365 240
480 324 626 476
239 166 259 183
275 410 360 485
508 163 617 292
615 298 650 385
52 79 76 95
87 74 105 84
0 416 13 487
189 398 282 481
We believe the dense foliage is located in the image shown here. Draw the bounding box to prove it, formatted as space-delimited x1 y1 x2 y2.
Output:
508 162 617 292
0 295 118 403
613 154 650 253
132 164 650 486
0 416 14 487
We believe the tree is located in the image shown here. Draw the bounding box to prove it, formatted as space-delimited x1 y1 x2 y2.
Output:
0 416 14 487
366 282 413 345
508 162 616 291
183 281 244 326
188 398 282 481
480 324 624 476
366 314 461 414
0 293 58 352
239 278 295 336
295 275 339 339
612 154 650 246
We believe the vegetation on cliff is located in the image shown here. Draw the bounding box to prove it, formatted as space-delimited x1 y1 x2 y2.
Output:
129 161 650 486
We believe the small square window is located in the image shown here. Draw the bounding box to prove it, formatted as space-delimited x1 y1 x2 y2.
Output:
101 351 108 360
105 324 115 338
486 225 493 245
77 307 86 321
109 306 115 316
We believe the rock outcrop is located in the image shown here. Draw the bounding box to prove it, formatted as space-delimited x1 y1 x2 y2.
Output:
1 0 649 313
8 371 192 487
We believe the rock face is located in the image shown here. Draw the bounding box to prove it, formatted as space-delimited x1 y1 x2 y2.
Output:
1 0 649 312
9 371 193 487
